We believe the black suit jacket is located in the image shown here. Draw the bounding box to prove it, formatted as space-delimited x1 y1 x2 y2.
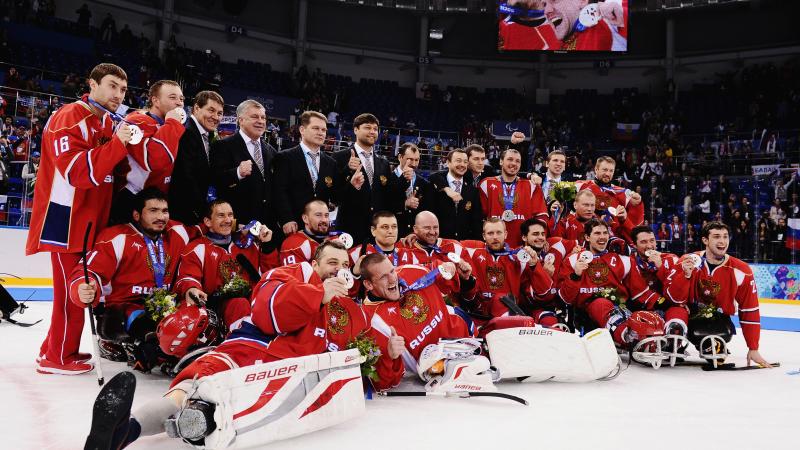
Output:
392 169 434 238
273 145 337 227
463 166 498 190
333 147 399 243
168 118 211 225
428 170 482 240
210 132 278 233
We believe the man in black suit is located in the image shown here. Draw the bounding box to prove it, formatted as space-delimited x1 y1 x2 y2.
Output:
168 90 224 225
332 113 398 243
274 110 337 236
463 143 498 189
210 100 279 245
537 149 576 213
392 142 433 237
428 148 483 240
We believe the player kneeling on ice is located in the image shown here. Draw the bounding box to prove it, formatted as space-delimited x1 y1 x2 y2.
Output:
69 188 191 373
664 222 773 369
360 253 496 392
558 219 671 368
84 241 369 449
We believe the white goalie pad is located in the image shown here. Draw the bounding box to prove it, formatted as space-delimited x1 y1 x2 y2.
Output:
185 349 365 449
416 339 497 393
486 327 620 382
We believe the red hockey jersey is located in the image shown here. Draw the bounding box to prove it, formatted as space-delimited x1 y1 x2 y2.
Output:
114 111 184 194
238 262 368 360
27 96 129 254
631 252 679 297
558 251 661 310
576 180 644 227
67 223 191 307
174 236 275 299
364 264 472 391
498 18 560 51
479 177 548 246
664 253 761 350
551 212 634 244
279 232 327 266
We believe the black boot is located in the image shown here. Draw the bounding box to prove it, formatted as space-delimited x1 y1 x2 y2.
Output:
85 372 138 450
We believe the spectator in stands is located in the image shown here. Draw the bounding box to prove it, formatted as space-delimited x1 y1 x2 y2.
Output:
774 173 794 204
769 199 786 225
6 67 23 90
772 218 789 263
169 90 224 225
740 196 753 221
656 222 671 252
733 219 751 259
788 193 800 219
669 215 683 253
75 3 92 27
21 151 39 193
100 13 115 43
0 150 8 194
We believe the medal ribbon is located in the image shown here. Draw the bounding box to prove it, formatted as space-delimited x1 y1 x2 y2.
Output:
400 268 442 295
502 179 517 212
144 235 165 288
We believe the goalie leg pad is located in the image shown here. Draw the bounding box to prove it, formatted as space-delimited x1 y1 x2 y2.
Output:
178 349 365 449
486 327 620 382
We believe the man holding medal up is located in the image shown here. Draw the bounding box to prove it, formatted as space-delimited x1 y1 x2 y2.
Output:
479 147 548 246
27 63 134 375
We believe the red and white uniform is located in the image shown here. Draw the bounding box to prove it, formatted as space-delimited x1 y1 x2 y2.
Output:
405 239 474 300
558 1 628 51
279 231 329 265
498 18 560 51
114 111 184 194
364 265 472 391
551 212 634 244
525 237 579 326
559 251 661 343
174 235 276 328
631 251 688 329
67 223 191 309
665 253 761 350
463 246 551 319
479 177 548 246
170 262 367 389
27 95 129 365
576 180 644 227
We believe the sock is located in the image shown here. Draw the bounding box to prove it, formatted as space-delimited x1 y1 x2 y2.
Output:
132 396 180 436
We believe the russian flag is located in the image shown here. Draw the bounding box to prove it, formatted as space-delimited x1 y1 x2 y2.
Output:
612 122 640 141
787 218 800 250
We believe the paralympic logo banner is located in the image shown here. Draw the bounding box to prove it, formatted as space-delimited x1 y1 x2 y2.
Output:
491 121 531 140
752 264 799 301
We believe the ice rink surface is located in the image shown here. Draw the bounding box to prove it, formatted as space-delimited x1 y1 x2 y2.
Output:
1 302 798 450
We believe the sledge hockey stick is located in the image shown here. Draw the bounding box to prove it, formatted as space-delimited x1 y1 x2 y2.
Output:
379 390 528 406
701 362 780 371
235 253 261 281
499 294 527 316
83 222 105 386
1 290 42 327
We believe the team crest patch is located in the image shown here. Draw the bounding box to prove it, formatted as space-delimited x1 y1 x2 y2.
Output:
594 192 617 212
380 175 388 186
218 258 243 283
587 260 610 285
400 293 429 324
327 300 350 335
324 176 333 188
697 278 721 303
97 136 111 146
487 266 505 290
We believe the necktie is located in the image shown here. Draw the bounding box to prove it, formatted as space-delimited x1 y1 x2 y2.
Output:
453 179 462 194
251 139 264 175
202 133 210 161
363 151 374 186
308 151 319 185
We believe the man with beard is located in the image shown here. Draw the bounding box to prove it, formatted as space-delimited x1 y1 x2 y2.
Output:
462 218 551 320
498 0 560 51
480 148 548 246
280 199 336 265
174 200 275 332
360 253 473 391
68 188 192 372
333 113 398 243
545 0 627 51
350 211 420 271
28 63 133 375
110 80 186 224
519 218 579 327
274 111 338 235
553 189 634 245
665 222 772 367
429 148 483 240
392 142 433 237
84 241 365 449
576 156 643 230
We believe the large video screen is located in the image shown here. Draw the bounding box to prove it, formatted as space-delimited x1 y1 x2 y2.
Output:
498 0 628 52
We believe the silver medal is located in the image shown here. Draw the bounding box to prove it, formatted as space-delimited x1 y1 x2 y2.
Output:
173 107 187 124
337 232 353 249
337 268 354 289
502 209 516 222
249 221 263 236
437 263 455 280
687 253 702 269
447 252 461 264
578 3 601 28
128 124 143 145
578 251 594 263
544 253 556 265
516 249 531 264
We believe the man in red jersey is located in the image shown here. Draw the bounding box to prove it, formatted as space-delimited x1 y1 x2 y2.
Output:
498 0 560 51
279 199 333 265
83 240 366 449
479 148 548 246
552 189 633 244
110 80 186 224
665 222 772 367
545 0 627 51
27 63 133 375
576 156 643 229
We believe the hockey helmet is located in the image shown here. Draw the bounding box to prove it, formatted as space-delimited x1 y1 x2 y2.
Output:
157 305 219 357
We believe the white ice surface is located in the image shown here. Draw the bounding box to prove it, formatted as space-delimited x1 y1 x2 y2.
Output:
1 303 799 450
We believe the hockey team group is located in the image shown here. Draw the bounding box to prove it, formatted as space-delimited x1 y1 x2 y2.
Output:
18 63 774 449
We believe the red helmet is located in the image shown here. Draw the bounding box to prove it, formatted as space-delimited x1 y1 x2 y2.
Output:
157 305 219 357
478 315 536 339
626 311 665 341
